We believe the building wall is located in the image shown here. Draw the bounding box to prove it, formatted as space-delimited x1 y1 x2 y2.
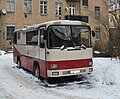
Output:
0 0 3 49
0 0 109 51
81 0 109 51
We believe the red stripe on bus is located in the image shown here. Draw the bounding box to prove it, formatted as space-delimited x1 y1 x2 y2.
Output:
46 59 92 70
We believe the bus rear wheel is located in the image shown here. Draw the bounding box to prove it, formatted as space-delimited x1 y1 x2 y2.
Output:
33 64 40 79
17 58 21 69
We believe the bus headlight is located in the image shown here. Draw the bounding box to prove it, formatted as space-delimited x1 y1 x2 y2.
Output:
52 72 59 76
50 64 58 69
89 61 92 66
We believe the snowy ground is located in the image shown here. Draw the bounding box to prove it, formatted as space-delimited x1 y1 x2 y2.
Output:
0 51 120 99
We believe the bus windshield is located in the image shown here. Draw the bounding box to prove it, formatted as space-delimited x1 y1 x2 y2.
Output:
47 25 91 49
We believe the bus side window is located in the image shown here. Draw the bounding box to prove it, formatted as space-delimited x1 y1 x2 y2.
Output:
26 31 38 45
40 29 45 48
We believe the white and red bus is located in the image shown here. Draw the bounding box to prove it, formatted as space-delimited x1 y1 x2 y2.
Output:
13 20 94 79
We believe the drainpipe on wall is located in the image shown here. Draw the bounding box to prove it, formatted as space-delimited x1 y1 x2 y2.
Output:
0 8 7 49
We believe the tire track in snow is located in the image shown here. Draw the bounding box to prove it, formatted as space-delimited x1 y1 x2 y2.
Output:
0 55 98 99
6 66 98 99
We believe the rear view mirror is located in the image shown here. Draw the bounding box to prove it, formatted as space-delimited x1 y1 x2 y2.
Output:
44 30 47 40
92 30 95 37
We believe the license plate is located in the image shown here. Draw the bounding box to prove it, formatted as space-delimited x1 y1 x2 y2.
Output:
70 70 80 74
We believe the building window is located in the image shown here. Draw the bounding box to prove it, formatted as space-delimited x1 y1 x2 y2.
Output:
69 4 75 15
6 0 15 12
118 1 120 8
55 2 62 16
109 0 115 3
95 28 100 40
82 0 88 6
95 6 100 20
40 1 47 15
109 16 113 22
6 25 15 40
24 0 32 14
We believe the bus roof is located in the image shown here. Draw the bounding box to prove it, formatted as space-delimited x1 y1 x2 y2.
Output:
15 20 89 33
36 20 89 27
38 20 89 25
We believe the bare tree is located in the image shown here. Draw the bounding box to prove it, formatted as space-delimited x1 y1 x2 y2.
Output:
87 0 120 58
109 0 120 59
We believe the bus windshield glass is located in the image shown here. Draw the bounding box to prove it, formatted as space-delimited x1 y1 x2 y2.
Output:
47 25 91 49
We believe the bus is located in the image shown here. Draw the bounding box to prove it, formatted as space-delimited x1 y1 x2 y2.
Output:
13 20 94 80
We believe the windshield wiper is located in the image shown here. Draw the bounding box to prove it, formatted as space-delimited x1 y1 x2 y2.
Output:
60 45 65 50
60 45 81 51
81 44 86 49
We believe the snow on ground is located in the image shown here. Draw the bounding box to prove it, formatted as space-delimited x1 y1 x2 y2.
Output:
0 51 120 99
0 50 6 56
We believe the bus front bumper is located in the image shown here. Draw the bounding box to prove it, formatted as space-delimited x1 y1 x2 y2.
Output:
47 67 93 77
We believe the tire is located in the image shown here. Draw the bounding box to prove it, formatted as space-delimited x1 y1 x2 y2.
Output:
33 63 40 79
17 59 21 69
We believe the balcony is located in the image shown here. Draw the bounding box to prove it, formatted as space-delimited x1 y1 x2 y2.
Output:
65 15 89 23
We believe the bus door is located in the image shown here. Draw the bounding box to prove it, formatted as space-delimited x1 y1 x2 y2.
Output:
39 28 46 78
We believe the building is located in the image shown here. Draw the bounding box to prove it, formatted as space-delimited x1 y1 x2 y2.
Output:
109 0 120 28
0 0 109 51
108 0 120 47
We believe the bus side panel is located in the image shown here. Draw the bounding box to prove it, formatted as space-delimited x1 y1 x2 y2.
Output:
13 45 29 70
21 56 47 78
39 48 47 78
26 57 34 72
13 46 17 64
13 45 47 78
13 46 20 64
20 56 34 73
39 60 47 78
20 56 27 69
